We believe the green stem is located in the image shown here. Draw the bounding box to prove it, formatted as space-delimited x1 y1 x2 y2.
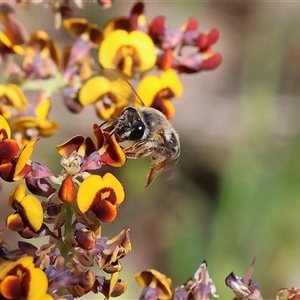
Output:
57 203 75 259
20 74 68 95
64 204 73 245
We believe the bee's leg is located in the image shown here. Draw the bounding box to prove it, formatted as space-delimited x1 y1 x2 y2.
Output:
125 148 154 159
124 140 155 159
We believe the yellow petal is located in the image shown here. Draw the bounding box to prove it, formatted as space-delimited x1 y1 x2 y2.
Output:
30 30 49 41
99 30 156 73
0 256 33 279
63 18 88 37
26 266 49 299
109 272 120 299
55 135 86 156
21 194 43 231
14 139 38 181
35 98 51 120
0 114 11 139
77 175 104 213
136 75 161 107
134 269 172 300
136 70 182 111
6 213 25 232
8 183 26 207
161 69 183 97
0 32 24 55
3 84 28 110
128 30 156 72
0 261 11 273
10 116 39 131
11 117 59 137
37 294 54 300
95 102 116 120
103 173 125 205
99 30 129 70
34 119 59 137
160 99 175 119
79 76 110 106
0 104 12 120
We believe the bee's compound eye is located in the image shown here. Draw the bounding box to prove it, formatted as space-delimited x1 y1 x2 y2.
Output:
128 120 145 140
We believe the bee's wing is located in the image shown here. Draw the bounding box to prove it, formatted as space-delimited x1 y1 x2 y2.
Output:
145 158 167 188
102 68 145 108
145 152 179 189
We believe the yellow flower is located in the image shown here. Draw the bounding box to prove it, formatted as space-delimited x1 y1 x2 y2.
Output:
99 30 156 77
79 75 129 120
7 183 43 231
10 98 59 142
64 18 103 47
136 69 183 119
0 256 50 300
77 173 125 222
0 84 28 119
13 139 38 180
135 269 172 300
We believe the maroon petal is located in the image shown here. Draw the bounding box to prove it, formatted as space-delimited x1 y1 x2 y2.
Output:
197 29 219 51
130 2 144 31
92 199 117 223
0 139 19 162
156 48 173 71
0 161 16 181
149 16 165 44
199 53 222 71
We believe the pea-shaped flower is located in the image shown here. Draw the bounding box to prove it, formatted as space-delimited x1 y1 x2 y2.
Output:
99 29 156 77
7 183 43 232
0 256 50 300
136 69 183 119
77 173 125 222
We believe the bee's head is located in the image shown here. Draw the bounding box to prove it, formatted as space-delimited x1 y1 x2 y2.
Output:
116 107 146 140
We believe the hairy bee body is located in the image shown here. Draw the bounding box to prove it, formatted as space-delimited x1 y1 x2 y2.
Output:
101 106 180 187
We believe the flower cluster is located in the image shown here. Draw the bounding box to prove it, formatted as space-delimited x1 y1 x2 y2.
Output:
0 114 131 299
135 259 297 300
0 1 224 299
135 261 219 300
1 1 221 132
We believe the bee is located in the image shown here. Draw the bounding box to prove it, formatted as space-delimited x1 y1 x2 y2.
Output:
99 71 180 188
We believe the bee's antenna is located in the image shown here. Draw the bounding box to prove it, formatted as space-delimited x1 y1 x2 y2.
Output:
96 117 118 133
94 120 109 132
94 125 101 132
99 120 109 127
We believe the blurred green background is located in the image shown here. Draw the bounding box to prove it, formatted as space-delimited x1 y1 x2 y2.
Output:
2 1 300 299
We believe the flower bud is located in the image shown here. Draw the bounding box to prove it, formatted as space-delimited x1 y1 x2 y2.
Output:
75 228 96 250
